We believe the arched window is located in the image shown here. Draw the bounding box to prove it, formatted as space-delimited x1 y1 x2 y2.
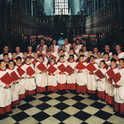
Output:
55 0 68 15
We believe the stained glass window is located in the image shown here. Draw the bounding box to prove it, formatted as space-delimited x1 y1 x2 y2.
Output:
55 0 68 15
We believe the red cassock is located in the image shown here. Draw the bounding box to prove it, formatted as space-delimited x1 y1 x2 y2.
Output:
65 65 74 75
95 70 105 79
58 64 65 72
1 73 13 84
37 62 46 71
26 66 35 76
75 62 86 70
17 67 25 77
10 71 19 81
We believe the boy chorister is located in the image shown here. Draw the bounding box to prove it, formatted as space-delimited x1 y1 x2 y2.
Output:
56 49 68 63
22 51 28 65
105 58 118 105
49 45 58 59
11 51 17 62
68 48 77 61
72 42 79 56
0 45 12 59
115 44 124 59
37 45 46 56
86 55 98 94
16 46 23 58
24 57 36 96
95 60 106 100
82 45 88 58
0 60 12 114
63 38 71 52
15 57 26 100
3 53 9 68
53 40 60 53
35 55 47 93
46 51 52 65
47 58 58 91
95 51 103 65
93 47 98 58
31 52 38 66
28 46 34 58
76 50 86 62
75 55 87 94
85 51 93 63
7 60 20 107
76 39 83 50
102 45 112 58
113 59 124 114
66 55 76 90
103 52 111 69
61 45 69 57
112 52 119 67
57 56 67 90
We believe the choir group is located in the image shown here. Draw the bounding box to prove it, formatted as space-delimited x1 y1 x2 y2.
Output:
0 38 124 116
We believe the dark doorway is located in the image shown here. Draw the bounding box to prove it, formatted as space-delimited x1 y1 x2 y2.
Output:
57 21 67 38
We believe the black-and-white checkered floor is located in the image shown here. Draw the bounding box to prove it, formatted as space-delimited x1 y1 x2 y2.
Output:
0 90 124 124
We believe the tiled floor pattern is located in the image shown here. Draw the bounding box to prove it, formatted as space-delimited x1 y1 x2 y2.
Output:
0 90 124 124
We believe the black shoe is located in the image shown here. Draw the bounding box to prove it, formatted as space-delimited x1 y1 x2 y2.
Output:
7 111 13 114
12 106 16 109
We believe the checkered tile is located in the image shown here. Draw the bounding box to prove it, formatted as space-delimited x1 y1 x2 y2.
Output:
1 90 124 124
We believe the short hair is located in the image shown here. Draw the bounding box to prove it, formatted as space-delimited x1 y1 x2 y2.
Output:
59 49 64 52
97 51 101 54
16 56 22 61
46 50 50 53
119 58 124 62
70 48 74 51
38 55 43 58
79 55 84 58
28 46 32 48
0 60 5 64
111 58 116 63
83 45 86 47
69 55 74 59
103 52 109 56
23 51 28 53
50 57 55 60
39 45 43 48
33 51 37 53
112 52 118 56
79 49 83 53
60 55 64 58
3 53 8 57
8 60 14 64
4 45 8 48
90 55 95 59
115 43 121 47
25 56 31 60
61 45 65 48
100 60 105 64
12 51 17 54
105 44 110 47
